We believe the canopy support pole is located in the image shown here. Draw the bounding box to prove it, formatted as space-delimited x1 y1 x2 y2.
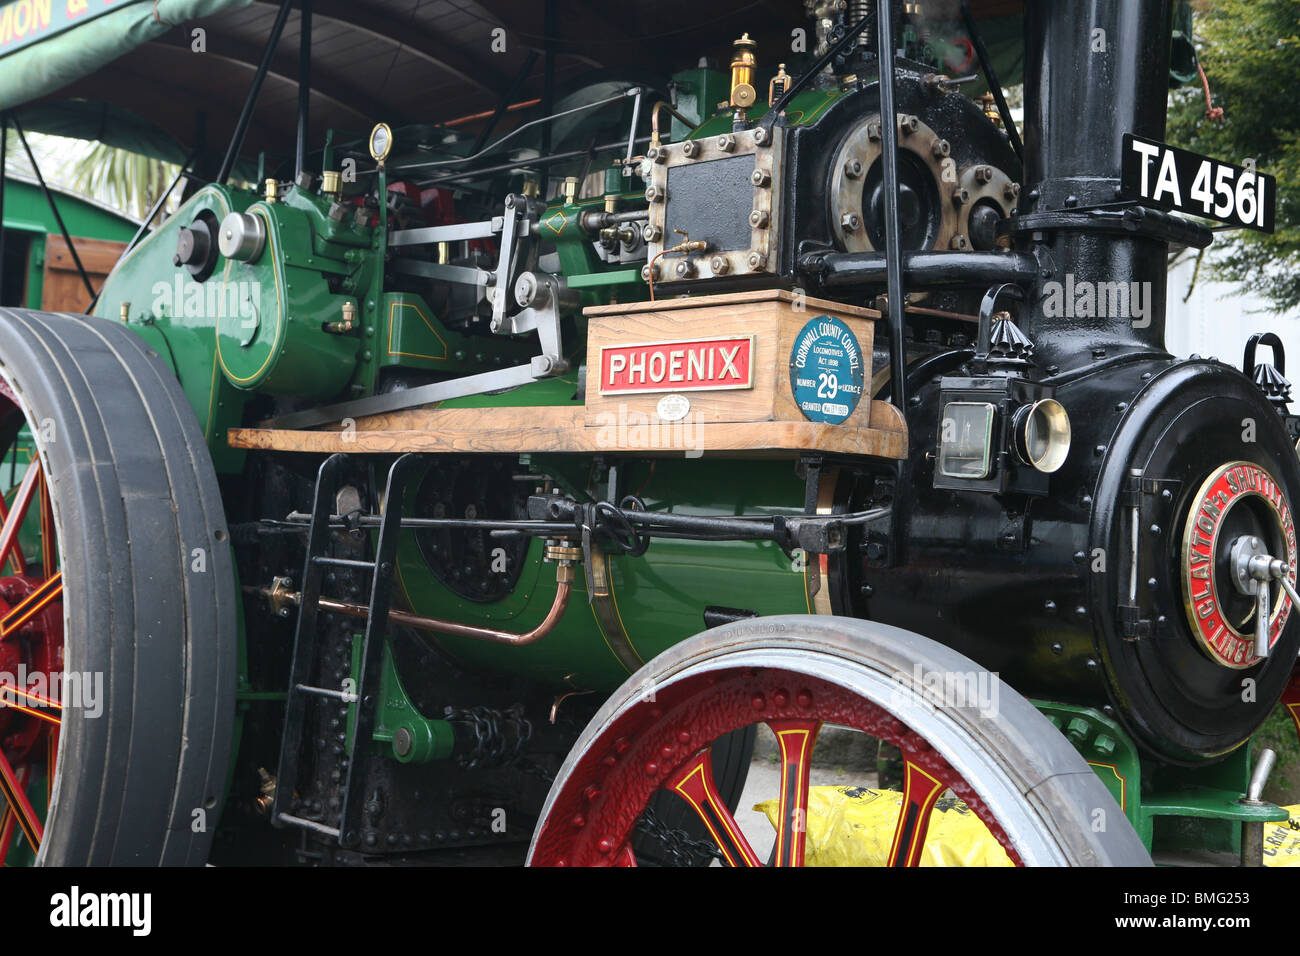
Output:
219 0 294 185
11 114 94 302
295 0 312 181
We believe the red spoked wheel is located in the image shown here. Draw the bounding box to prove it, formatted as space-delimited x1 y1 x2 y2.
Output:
0 395 63 864
529 616 1151 867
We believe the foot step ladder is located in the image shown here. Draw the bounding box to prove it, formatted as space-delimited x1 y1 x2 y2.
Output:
271 452 424 847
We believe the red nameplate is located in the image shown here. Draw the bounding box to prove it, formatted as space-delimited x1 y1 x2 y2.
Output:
598 335 755 394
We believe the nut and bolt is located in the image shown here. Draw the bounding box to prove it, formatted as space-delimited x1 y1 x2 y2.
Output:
681 140 700 158
866 119 882 141
747 251 767 270
1003 181 1021 200
710 255 731 275
647 145 666 164
645 185 664 202
974 165 994 184
950 234 969 250
717 134 736 152
843 158 864 179
749 209 770 228
952 187 970 206
931 138 951 158
840 211 862 232
899 114 919 135
675 259 696 278
642 223 663 242
752 126 769 145
751 168 771 187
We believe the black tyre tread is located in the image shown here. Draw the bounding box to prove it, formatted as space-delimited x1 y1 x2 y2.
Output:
0 308 235 866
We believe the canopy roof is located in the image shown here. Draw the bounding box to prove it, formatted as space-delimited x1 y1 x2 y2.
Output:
1 0 1031 174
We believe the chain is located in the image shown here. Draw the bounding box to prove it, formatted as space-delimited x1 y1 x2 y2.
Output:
634 805 723 867
444 703 534 770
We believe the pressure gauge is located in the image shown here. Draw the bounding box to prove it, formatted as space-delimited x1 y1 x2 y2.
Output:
369 122 393 164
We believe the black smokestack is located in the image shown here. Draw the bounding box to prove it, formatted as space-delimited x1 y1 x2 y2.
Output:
1020 0 1175 369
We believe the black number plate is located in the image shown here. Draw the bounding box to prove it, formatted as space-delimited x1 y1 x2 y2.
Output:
1120 133 1275 233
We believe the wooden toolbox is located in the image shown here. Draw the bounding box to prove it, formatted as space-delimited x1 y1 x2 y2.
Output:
585 289 882 429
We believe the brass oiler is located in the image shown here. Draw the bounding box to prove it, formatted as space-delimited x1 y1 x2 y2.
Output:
729 33 758 108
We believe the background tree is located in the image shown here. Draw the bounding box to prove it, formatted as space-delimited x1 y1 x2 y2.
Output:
1165 0 1300 311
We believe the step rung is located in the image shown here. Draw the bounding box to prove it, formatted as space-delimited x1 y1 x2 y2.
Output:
312 556 376 570
295 683 359 703
278 813 342 838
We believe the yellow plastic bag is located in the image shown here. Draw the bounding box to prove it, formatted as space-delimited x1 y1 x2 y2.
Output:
1263 805 1300 867
754 786 1013 867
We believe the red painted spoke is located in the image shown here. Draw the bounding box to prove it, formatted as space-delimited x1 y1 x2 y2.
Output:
0 695 59 726
886 759 946 867
0 804 15 865
0 747 42 853
767 719 821 867
0 464 39 576
0 571 62 641
46 726 58 806
37 467 55 579
0 683 60 710
0 495 26 576
612 843 638 867
666 748 762 867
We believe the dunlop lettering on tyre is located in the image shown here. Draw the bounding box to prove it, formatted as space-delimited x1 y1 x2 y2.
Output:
1181 460 1298 668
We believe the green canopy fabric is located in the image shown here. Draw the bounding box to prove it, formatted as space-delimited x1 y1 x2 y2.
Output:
0 0 252 112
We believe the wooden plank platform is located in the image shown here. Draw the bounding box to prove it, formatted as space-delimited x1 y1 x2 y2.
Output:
226 402 908 459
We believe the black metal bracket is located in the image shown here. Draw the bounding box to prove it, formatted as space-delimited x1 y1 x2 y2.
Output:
1009 204 1213 249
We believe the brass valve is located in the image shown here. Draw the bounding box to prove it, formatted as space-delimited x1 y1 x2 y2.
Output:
730 33 758 108
324 301 358 334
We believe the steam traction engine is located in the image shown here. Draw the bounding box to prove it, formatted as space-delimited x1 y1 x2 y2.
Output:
0 0 1296 866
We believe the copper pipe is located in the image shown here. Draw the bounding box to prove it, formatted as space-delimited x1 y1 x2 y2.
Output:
444 98 543 128
650 101 694 147
902 304 980 323
254 568 574 647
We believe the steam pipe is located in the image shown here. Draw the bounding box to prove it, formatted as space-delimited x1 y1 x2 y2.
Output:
803 249 1039 290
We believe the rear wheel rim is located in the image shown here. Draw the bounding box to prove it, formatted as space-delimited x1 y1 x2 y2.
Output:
0 386 62 865
530 666 1022 867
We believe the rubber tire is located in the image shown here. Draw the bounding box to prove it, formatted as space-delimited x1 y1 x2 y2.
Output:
0 308 236 865
530 615 1152 866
